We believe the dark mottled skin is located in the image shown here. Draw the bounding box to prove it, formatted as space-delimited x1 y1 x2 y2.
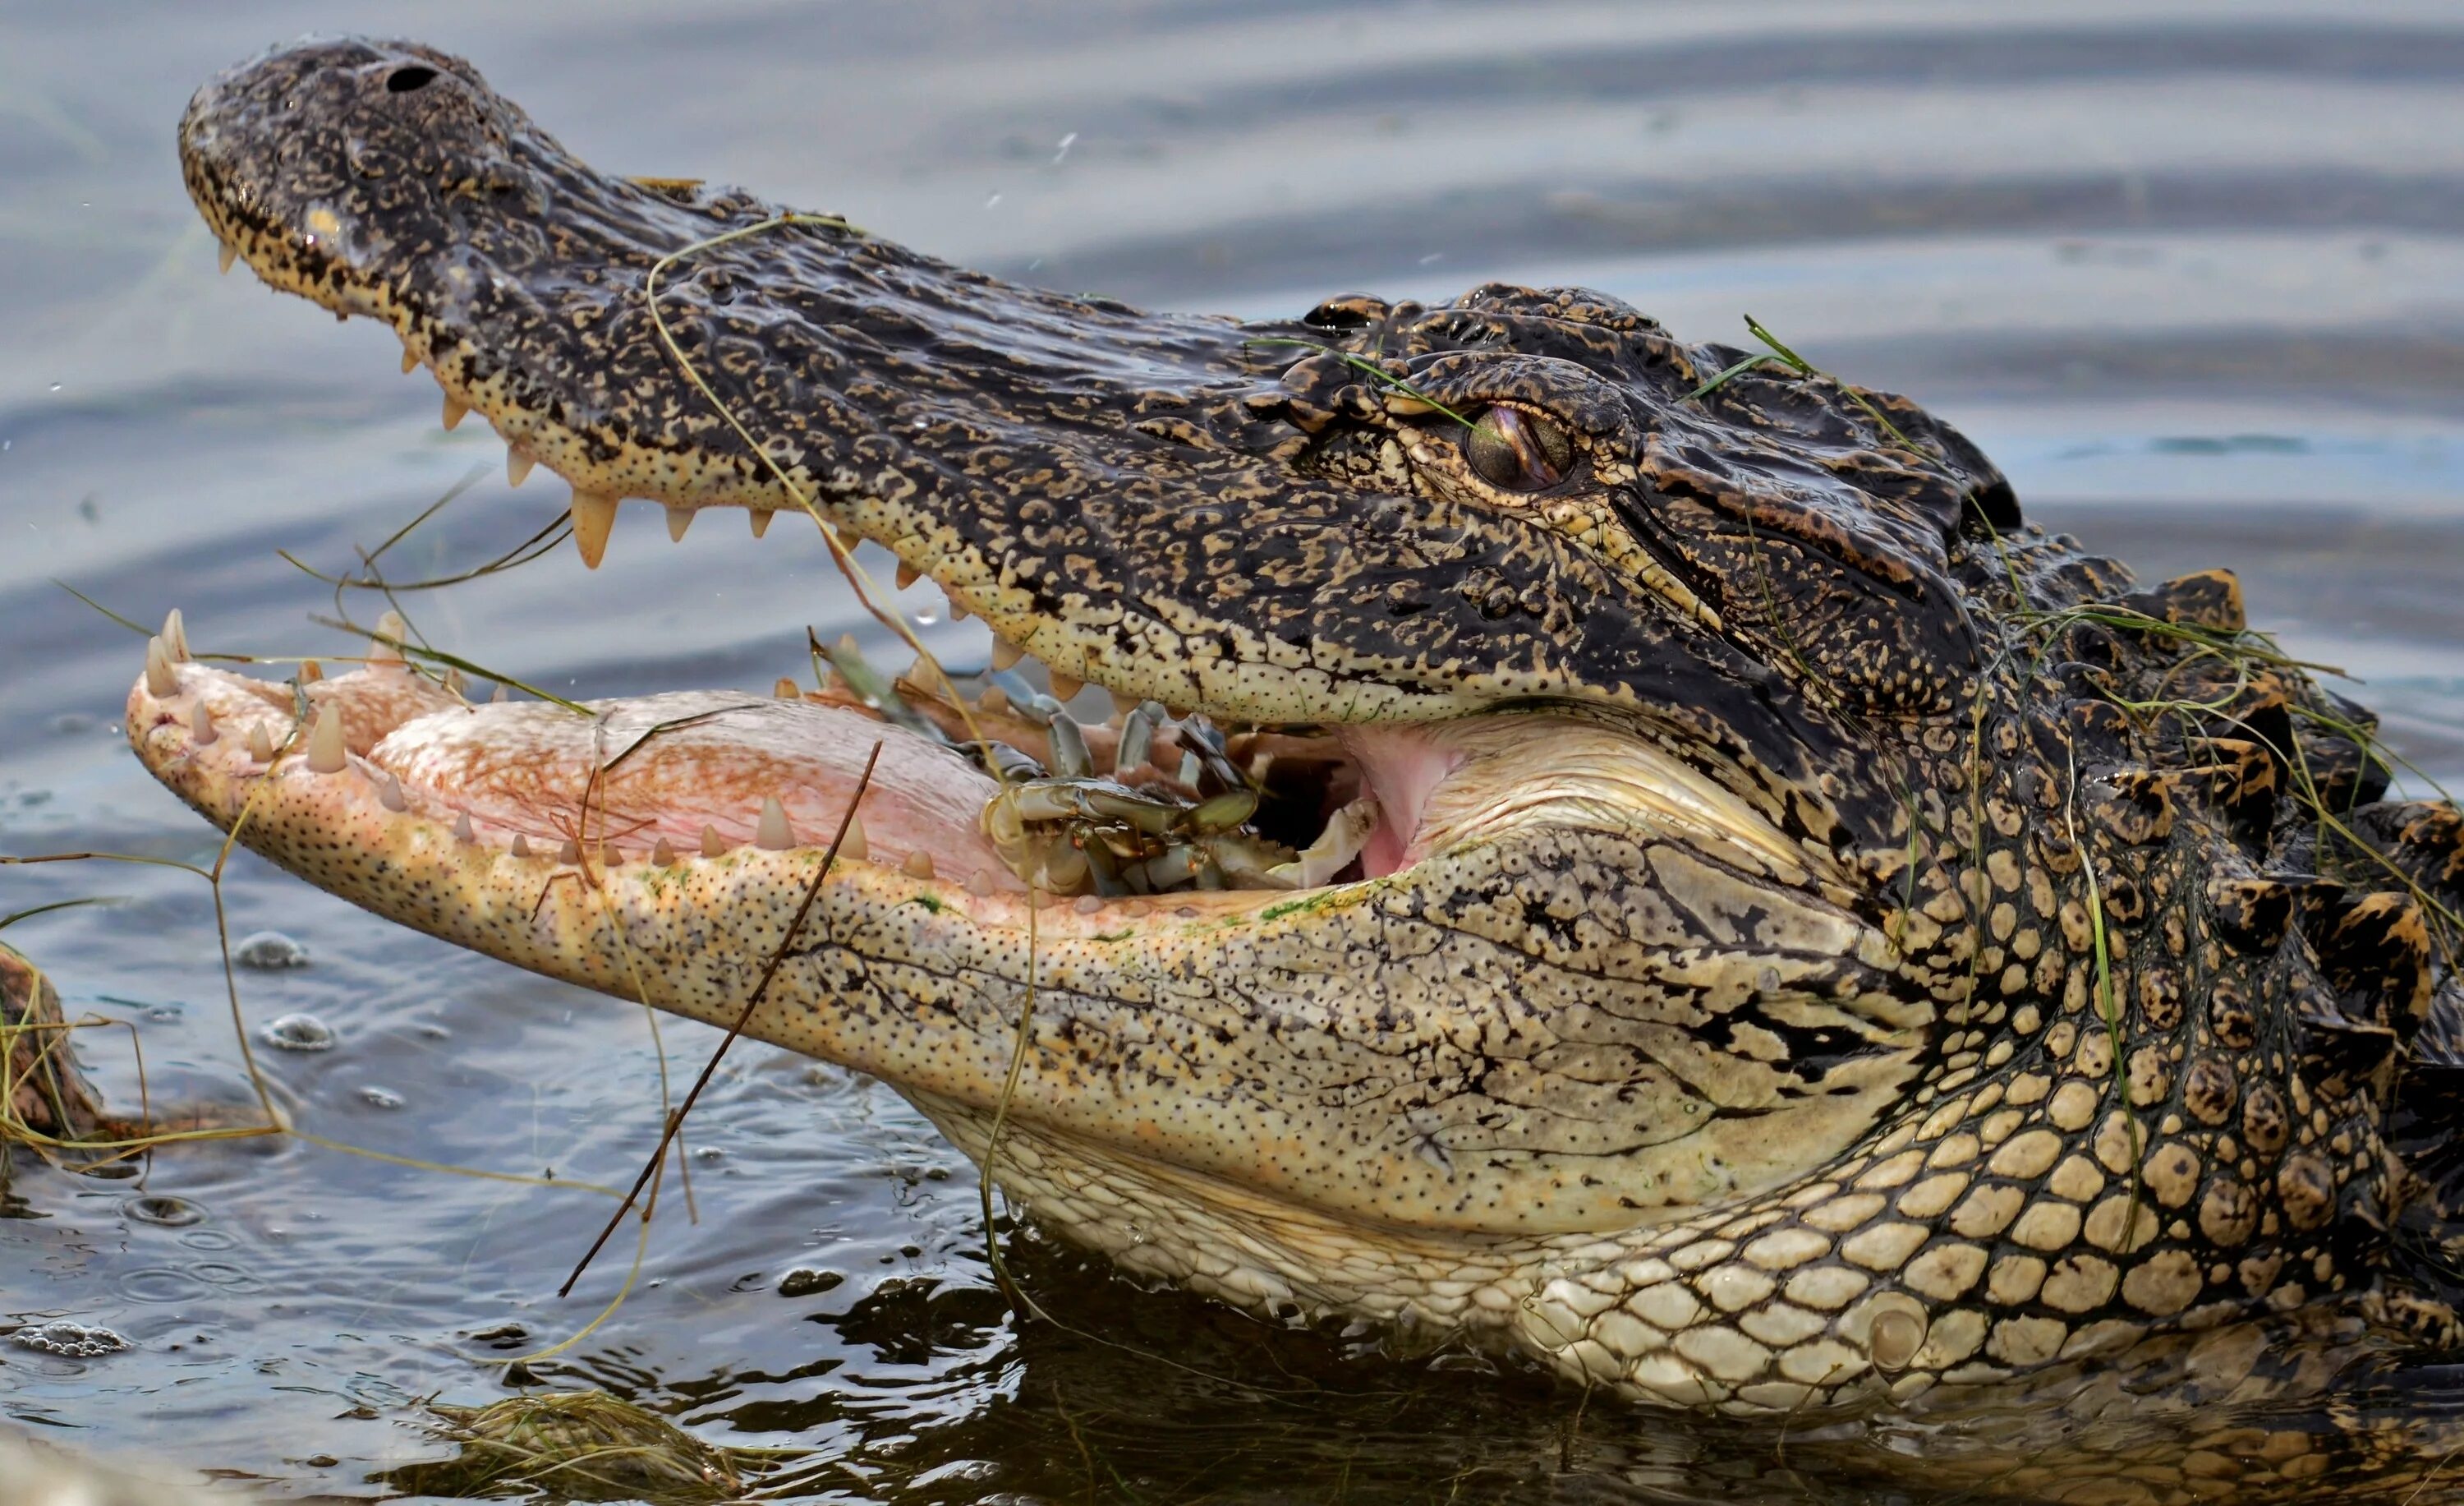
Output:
163 38 2464 1499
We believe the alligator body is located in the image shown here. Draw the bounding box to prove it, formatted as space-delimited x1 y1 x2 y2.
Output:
134 37 2464 1496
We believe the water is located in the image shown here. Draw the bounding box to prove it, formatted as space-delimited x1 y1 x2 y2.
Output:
2 2 2461 1499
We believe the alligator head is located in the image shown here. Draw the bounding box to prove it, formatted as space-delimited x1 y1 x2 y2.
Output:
137 37 2464 1429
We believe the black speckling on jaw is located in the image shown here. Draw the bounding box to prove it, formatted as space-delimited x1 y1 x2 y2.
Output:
178 36 2018 842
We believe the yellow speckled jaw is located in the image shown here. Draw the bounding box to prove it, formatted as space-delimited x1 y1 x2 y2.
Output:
128 640 1924 1254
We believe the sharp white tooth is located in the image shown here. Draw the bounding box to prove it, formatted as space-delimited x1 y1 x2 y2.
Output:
665 505 694 542
506 448 535 487
189 702 217 745
246 723 274 762
569 489 618 569
557 837 582 864
401 348 420 375
511 834 531 858
756 796 796 850
980 685 1009 715
454 811 476 843
306 703 347 774
370 609 408 664
377 771 408 812
895 562 920 591
749 509 774 539
652 836 677 866
1048 670 1083 702
161 609 191 662
701 823 727 858
299 659 323 684
600 843 624 868
1109 690 1138 719
774 677 800 699
218 242 237 275
839 813 868 861
1075 894 1103 914
442 394 468 431
991 638 1023 671
445 667 467 697
947 598 971 622
966 869 995 896
902 850 935 880
491 681 509 703
144 636 178 697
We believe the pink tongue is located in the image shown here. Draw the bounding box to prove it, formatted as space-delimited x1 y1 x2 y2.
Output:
369 689 1022 886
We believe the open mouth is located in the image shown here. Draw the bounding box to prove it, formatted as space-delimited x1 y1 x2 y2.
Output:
126 609 1506 929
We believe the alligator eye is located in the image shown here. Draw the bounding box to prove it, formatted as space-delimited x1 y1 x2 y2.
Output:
1463 406 1572 491
385 65 439 94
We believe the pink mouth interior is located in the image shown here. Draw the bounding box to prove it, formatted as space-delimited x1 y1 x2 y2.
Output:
163 660 1469 899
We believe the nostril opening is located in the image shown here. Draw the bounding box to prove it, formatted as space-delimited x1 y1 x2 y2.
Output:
384 65 439 94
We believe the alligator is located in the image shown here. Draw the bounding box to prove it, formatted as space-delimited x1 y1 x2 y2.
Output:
130 36 2464 1499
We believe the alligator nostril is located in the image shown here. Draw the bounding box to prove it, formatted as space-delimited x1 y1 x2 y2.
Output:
384 64 439 94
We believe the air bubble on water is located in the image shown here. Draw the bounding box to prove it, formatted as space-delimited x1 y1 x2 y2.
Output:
233 931 310 969
359 1086 405 1109
124 1194 205 1227
914 609 939 626
263 1012 336 1052
14 1321 129 1357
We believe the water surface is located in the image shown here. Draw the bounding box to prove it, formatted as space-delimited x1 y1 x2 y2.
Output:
2 2 2461 1500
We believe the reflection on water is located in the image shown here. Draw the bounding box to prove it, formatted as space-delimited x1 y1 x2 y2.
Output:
1 1 2460 1500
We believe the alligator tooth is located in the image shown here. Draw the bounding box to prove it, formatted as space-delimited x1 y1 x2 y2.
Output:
749 509 774 539
947 597 971 622
1048 670 1083 702
376 771 408 812
1109 690 1138 719
665 505 694 541
600 844 624 868
161 609 191 662
902 850 935 880
774 677 800 699
144 636 178 697
491 682 509 703
506 447 535 487
991 639 1024 671
511 834 531 858
651 836 676 866
895 562 920 591
569 488 618 569
967 869 995 896
454 811 476 843
980 684 1010 715
839 814 868 860
557 837 582 865
299 659 323 684
306 704 347 774
756 797 796 850
370 609 408 664
445 667 467 698
442 394 468 431
188 702 217 745
218 242 237 275
246 724 274 762
1073 894 1104 914
701 823 728 858
401 348 420 375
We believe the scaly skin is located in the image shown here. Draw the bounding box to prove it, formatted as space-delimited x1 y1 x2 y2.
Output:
129 37 2464 1497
